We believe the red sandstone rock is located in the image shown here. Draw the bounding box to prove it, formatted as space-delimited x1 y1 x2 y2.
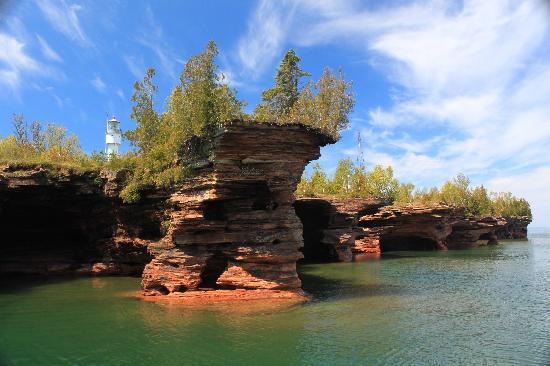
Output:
496 216 531 239
294 197 387 262
446 216 507 249
141 121 334 296
0 164 165 276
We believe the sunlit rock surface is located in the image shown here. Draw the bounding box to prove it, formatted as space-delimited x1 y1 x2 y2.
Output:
141 121 334 296
294 197 387 262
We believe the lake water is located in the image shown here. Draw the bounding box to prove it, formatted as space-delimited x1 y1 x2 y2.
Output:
1 231 549 365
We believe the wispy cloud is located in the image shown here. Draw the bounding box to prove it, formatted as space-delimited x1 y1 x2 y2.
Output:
239 0 550 222
123 55 145 80
0 32 40 92
134 5 181 79
237 0 297 79
91 75 106 92
116 89 125 100
36 34 62 62
36 0 90 47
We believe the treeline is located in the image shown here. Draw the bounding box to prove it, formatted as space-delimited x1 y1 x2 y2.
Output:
1 114 91 169
296 158 532 218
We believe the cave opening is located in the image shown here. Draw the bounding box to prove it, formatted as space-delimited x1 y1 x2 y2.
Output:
203 200 228 221
379 235 439 252
198 252 230 289
250 181 275 211
0 187 108 275
294 199 337 262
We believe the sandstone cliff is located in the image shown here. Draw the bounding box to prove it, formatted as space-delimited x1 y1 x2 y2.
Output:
0 164 167 275
495 216 531 239
293 198 527 261
141 121 334 295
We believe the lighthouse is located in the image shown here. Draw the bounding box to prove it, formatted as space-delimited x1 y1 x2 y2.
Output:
105 116 121 156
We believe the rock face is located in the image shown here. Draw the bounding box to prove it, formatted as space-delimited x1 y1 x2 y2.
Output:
294 197 387 262
446 216 507 249
496 216 531 239
0 164 167 275
141 121 334 295
357 205 463 253
293 198 524 261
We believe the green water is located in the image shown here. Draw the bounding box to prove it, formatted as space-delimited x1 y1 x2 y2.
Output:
1 233 549 365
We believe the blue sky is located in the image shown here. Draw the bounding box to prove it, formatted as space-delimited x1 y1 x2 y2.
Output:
1 0 550 226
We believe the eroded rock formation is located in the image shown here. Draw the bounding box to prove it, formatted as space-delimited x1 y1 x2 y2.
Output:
294 197 387 262
0 164 167 275
446 216 507 249
294 198 525 261
141 121 334 296
496 216 532 239
356 205 462 253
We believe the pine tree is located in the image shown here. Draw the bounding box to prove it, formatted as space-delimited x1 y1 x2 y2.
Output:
254 49 309 122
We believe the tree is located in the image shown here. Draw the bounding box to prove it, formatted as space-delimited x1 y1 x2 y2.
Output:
121 41 245 202
364 165 399 200
469 185 492 216
328 158 353 196
30 121 45 152
440 173 471 208
310 163 328 195
167 41 244 144
254 49 309 122
288 68 355 139
12 113 28 145
125 68 161 153
395 183 415 204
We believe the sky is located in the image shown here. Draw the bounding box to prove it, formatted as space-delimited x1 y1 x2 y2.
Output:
1 0 550 226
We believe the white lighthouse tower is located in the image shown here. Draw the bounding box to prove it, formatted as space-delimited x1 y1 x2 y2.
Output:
105 116 121 156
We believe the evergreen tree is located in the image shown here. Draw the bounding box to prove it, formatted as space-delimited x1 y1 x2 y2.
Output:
254 49 309 122
125 67 160 153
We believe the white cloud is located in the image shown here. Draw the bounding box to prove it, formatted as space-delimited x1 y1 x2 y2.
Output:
91 75 106 92
36 0 90 47
237 0 297 79
116 89 125 100
135 6 179 79
0 32 40 92
123 55 145 80
487 167 550 227
244 0 550 223
36 34 62 62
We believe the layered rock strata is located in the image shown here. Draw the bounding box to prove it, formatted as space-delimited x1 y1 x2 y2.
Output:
141 121 334 295
294 197 387 262
495 216 532 239
294 198 525 261
446 216 507 249
0 164 167 275
356 205 463 253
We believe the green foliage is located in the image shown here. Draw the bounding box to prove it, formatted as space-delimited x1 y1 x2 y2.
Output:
254 49 309 121
121 41 245 202
491 192 532 217
296 160 532 219
327 158 353 196
289 68 355 139
166 40 245 143
297 159 399 200
254 50 355 139
0 115 92 170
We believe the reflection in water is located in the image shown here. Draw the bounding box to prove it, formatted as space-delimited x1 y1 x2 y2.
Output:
1 238 549 365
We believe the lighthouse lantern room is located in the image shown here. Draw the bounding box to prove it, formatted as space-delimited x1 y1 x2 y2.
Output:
105 116 121 156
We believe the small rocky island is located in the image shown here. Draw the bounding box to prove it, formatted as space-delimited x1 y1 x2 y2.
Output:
0 121 531 301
